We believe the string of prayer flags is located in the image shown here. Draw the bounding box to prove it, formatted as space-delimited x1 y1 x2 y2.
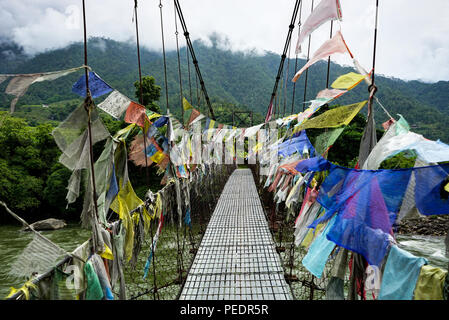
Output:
293 31 352 82
295 0 343 54
72 71 113 98
2 66 85 112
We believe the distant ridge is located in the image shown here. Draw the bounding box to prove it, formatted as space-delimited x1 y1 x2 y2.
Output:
1 36 448 142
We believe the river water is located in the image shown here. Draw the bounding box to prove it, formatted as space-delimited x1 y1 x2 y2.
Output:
0 224 447 299
0 224 91 298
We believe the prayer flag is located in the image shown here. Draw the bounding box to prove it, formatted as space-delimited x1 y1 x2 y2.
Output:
293 31 351 82
72 71 113 98
97 90 131 119
295 100 367 132
183 97 193 110
124 101 147 128
295 0 343 54
331 72 367 90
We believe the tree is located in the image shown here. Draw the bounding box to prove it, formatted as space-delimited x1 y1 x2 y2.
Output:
134 76 162 113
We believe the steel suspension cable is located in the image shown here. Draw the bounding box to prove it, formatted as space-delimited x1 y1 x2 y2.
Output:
264 0 301 122
174 0 215 119
367 0 380 114
325 20 334 88
158 0 170 114
282 33 293 118
186 42 193 103
81 0 99 225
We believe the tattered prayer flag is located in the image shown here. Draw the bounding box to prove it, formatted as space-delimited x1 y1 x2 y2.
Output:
293 31 352 82
72 71 113 98
97 90 131 119
124 101 147 128
5 74 41 112
331 72 366 90
3 66 85 113
183 97 193 111
295 100 367 131
295 0 343 54
32 66 85 83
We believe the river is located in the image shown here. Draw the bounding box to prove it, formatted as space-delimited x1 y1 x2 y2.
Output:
0 224 91 298
0 224 447 299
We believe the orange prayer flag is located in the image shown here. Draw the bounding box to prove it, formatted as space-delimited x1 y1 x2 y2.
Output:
124 101 147 128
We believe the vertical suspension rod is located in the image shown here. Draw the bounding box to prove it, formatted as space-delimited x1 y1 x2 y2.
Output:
302 0 314 111
159 0 170 114
134 0 150 183
81 0 99 220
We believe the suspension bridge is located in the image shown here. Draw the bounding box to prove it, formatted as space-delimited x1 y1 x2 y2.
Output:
4 0 448 303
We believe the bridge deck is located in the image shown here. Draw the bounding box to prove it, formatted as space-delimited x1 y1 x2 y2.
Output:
179 168 292 300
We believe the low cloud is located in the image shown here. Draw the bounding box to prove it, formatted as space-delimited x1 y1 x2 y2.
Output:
0 0 448 82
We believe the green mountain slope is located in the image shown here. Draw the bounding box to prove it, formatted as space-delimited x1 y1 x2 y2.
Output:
1 37 448 142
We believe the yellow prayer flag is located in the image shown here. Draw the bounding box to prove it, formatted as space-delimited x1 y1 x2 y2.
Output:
100 244 114 260
114 123 136 140
331 72 367 90
183 97 193 111
294 100 367 133
150 150 165 164
110 179 144 261
445 182 449 193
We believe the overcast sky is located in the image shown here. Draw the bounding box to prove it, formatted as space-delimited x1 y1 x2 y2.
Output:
1 0 448 82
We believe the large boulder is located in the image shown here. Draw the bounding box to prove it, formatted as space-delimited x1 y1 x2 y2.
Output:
23 218 67 231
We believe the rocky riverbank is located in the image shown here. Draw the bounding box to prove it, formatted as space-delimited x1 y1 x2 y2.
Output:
396 215 449 236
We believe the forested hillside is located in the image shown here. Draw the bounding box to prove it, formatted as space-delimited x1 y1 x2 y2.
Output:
1 36 448 141
1 36 447 222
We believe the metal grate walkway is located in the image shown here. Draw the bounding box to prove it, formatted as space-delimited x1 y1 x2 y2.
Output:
179 169 292 300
